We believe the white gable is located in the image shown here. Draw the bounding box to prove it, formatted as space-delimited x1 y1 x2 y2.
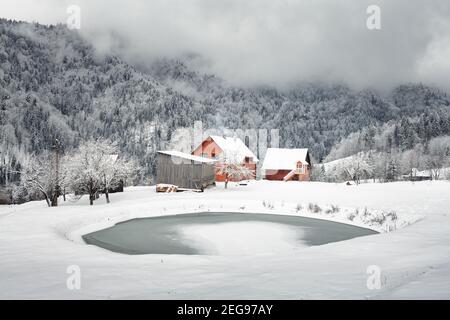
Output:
261 148 309 171
209 135 259 162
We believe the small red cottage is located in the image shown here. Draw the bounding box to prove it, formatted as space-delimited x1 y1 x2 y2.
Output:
192 135 259 182
261 148 311 181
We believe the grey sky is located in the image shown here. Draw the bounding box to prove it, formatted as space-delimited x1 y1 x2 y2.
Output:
2 0 450 90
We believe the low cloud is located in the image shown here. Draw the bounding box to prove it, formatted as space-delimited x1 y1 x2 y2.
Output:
3 0 450 90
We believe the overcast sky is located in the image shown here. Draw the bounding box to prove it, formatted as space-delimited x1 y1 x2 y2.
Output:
2 0 450 90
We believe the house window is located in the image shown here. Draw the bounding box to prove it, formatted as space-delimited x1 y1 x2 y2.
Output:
245 157 251 163
296 162 304 174
211 149 216 158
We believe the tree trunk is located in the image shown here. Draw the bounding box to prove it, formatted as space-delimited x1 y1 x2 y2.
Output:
89 179 94 205
105 189 110 203
40 190 51 207
51 193 58 207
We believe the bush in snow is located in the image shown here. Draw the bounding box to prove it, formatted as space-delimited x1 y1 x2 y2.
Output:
363 207 370 217
347 211 357 221
262 200 274 210
385 211 398 222
308 203 322 213
325 204 340 214
370 213 387 226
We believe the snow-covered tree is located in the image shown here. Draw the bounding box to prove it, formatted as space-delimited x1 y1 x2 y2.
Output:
67 140 138 205
425 136 450 180
100 154 138 203
341 157 372 185
20 152 58 207
216 163 254 189
216 147 254 189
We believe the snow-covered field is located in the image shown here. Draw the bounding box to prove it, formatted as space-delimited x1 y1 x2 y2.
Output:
0 180 449 299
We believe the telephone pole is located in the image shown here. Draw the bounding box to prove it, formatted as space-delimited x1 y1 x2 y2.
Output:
51 138 60 207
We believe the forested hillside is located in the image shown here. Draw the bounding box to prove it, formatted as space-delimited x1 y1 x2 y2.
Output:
1 19 450 192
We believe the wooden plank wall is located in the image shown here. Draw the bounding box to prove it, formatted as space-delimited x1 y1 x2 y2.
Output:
156 154 215 189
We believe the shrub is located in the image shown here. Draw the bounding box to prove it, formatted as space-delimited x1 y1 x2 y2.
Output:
386 211 398 221
347 211 357 221
308 203 322 213
363 207 370 217
263 200 274 210
370 213 386 225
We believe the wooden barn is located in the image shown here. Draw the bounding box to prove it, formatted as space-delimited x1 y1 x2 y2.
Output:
192 135 258 182
261 148 311 181
156 151 217 190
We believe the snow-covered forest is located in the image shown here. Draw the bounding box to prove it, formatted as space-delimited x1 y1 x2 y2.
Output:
1 19 450 202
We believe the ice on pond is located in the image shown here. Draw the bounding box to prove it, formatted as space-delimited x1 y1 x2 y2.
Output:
83 212 377 255
175 221 306 255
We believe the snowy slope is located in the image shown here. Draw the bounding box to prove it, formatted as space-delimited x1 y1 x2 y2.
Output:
0 181 449 299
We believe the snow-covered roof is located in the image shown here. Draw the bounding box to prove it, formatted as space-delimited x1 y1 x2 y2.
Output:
209 135 259 162
261 148 309 170
158 150 217 163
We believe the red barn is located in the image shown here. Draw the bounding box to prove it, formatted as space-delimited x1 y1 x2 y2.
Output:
192 135 259 182
261 148 311 181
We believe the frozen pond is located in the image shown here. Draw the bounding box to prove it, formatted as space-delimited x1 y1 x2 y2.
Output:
82 212 378 255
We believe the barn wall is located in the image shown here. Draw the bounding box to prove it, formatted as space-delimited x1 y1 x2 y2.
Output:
156 154 215 189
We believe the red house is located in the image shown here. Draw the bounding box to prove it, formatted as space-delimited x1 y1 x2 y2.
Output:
192 135 259 182
261 148 311 181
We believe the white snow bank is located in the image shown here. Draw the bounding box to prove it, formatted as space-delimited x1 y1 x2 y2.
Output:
1 180 449 299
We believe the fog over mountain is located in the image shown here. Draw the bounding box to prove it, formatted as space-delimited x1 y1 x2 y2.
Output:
3 0 450 90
